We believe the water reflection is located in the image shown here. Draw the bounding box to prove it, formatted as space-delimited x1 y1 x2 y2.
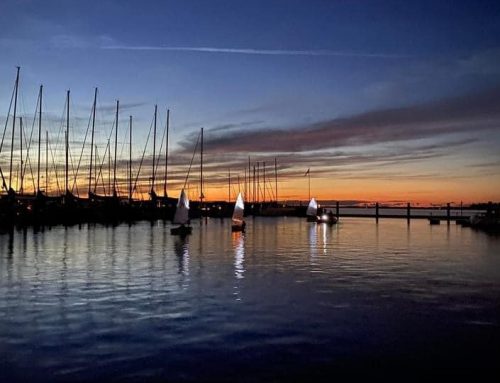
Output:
0 218 499 381
174 235 190 288
232 231 245 301
233 232 245 280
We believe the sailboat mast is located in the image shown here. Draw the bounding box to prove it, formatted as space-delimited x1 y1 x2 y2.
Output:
151 104 157 194
113 99 119 196
253 165 256 204
9 66 20 192
248 157 251 202
37 85 43 193
200 127 204 205
228 168 231 202
129 115 132 202
19 117 23 193
65 89 70 194
256 162 260 203
263 161 266 203
274 157 278 203
45 130 48 194
164 109 169 197
89 88 97 196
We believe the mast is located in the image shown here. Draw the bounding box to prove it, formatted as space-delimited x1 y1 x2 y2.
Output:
113 99 119 196
248 157 251 202
256 162 260 203
274 157 278 203
253 165 256 204
45 130 48 194
89 88 97 196
37 85 43 193
163 109 169 197
228 168 231 202
200 127 204 205
19 117 23 193
108 138 111 194
263 161 266 203
9 66 20 192
151 104 157 195
65 90 70 195
129 115 132 202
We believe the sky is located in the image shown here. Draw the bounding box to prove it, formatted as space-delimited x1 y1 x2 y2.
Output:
0 0 499 204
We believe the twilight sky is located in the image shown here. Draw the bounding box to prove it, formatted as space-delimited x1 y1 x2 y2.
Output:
1 0 500 203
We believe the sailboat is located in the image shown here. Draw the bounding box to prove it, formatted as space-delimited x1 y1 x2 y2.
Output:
306 198 318 222
231 192 246 232
171 188 192 235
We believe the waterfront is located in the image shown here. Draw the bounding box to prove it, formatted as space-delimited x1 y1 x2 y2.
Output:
1 217 500 381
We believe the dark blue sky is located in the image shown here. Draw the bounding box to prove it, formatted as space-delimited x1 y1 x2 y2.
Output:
1 0 499 201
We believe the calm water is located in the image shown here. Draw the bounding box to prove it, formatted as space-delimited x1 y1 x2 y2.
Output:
1 218 499 381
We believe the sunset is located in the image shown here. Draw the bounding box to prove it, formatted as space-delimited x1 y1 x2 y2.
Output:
1 1 499 382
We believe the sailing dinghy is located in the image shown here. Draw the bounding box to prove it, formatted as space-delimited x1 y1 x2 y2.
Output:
231 192 246 232
306 198 318 222
171 189 192 235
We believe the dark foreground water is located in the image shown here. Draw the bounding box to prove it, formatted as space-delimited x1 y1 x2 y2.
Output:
1 218 499 381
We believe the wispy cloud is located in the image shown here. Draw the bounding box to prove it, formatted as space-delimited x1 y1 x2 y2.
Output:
187 86 500 154
101 45 410 59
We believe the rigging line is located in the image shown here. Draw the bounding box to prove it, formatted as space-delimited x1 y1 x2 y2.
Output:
95 139 111 195
132 114 155 194
93 107 117 194
71 103 93 193
22 92 41 193
94 146 104 195
183 131 201 190
0 79 16 190
153 119 167 182
0 79 16 154
48 135 62 195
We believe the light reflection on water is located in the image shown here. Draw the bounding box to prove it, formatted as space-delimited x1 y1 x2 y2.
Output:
0 218 500 381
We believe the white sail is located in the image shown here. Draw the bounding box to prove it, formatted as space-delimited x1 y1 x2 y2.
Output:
173 188 190 224
306 198 318 216
232 192 245 226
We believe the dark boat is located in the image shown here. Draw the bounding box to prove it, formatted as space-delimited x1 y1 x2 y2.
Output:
317 211 338 225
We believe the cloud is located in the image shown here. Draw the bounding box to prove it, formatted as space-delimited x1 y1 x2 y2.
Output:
192 86 500 154
101 45 410 59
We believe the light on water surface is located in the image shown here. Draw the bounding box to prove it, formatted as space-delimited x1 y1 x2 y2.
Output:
1 217 499 381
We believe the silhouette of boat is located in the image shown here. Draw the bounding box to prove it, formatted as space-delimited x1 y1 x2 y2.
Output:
171 188 192 235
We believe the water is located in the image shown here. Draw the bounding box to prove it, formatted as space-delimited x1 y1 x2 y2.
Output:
1 218 499 381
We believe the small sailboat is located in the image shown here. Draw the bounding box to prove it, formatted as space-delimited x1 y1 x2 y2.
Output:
306 198 318 222
231 192 246 232
171 188 192 235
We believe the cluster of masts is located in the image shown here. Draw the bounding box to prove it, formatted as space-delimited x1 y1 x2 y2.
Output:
0 67 182 202
1 67 281 205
